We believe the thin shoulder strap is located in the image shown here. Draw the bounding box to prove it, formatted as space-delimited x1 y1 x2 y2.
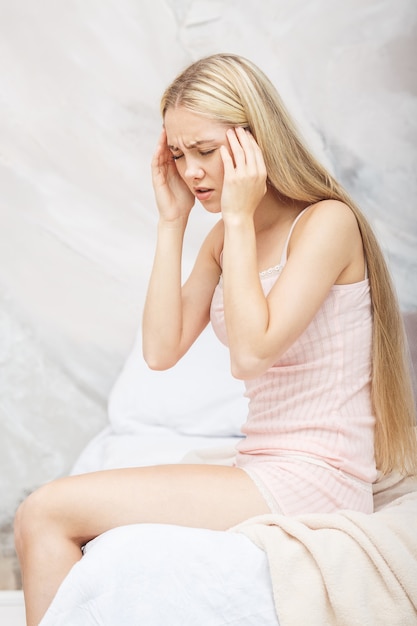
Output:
279 206 311 266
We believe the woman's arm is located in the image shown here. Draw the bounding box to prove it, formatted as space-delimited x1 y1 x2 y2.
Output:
142 222 222 370
142 130 221 369
224 203 364 379
220 129 364 379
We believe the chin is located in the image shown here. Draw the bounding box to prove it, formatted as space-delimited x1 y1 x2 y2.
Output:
199 200 221 214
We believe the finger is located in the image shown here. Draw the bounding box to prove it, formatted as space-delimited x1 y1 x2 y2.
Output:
220 144 235 176
232 127 262 174
234 127 259 169
158 128 172 154
238 128 267 177
154 128 166 153
160 126 169 143
151 145 167 175
152 132 173 171
152 129 165 159
226 128 246 168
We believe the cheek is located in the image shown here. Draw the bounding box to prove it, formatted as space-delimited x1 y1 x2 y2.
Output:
215 156 225 182
174 160 187 180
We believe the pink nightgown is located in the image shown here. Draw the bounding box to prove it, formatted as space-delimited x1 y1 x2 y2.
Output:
210 208 377 515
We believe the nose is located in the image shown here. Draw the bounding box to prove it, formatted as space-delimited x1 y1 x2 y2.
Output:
184 156 204 181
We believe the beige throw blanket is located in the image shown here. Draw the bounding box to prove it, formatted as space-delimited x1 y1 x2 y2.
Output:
232 471 417 626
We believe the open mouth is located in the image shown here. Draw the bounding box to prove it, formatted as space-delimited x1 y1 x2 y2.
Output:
194 187 214 200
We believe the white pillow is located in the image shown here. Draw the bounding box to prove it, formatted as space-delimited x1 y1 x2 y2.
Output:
108 325 247 438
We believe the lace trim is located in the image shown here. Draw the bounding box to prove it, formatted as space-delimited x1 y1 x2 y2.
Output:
259 264 283 278
217 263 283 286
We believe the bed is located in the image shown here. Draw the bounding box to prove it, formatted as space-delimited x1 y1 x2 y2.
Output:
39 320 417 626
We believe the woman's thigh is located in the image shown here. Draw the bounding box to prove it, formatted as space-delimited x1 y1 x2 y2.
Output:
31 463 271 543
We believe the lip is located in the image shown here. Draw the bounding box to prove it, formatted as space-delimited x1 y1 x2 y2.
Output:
193 187 214 201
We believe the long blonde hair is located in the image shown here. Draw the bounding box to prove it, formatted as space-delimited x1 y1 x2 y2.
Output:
161 53 417 475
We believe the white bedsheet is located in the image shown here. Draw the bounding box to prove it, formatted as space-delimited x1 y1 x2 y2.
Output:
40 524 279 626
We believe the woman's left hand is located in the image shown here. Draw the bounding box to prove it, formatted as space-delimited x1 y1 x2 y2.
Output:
220 127 267 219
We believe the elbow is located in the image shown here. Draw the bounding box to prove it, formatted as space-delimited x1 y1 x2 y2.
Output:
230 354 270 380
142 347 179 372
143 357 177 371
144 359 173 372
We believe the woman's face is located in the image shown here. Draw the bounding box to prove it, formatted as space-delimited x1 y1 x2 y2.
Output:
164 106 232 213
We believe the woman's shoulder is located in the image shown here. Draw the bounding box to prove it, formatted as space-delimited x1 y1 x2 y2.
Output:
294 199 361 242
289 200 365 284
304 199 357 221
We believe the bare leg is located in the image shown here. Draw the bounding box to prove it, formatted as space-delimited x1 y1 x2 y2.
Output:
14 463 270 625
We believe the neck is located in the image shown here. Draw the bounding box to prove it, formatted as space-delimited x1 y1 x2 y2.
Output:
253 188 307 233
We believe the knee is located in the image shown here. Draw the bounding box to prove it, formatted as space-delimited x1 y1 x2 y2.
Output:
14 482 59 556
14 499 27 558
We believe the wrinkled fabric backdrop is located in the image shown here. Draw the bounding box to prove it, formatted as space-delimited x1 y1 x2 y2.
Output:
1 0 416 538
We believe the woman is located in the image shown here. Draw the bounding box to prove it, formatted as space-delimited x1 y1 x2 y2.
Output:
15 54 416 625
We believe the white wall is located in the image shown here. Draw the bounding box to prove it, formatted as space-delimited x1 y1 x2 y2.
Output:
1 0 416 528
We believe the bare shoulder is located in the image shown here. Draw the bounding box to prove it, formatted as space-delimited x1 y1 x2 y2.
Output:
292 199 361 247
303 199 359 229
288 200 365 283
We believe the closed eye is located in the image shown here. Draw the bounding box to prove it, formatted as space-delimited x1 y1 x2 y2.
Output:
172 149 215 161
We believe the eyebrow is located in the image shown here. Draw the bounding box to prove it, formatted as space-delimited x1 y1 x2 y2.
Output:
168 139 215 151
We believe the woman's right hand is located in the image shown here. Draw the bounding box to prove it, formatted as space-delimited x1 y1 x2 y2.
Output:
151 128 195 222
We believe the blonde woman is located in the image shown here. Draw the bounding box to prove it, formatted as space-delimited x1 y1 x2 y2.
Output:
15 54 416 625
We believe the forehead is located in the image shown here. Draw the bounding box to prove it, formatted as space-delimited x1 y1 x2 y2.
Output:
164 107 227 147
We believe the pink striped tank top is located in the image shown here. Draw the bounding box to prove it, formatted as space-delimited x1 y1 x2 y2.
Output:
210 208 377 515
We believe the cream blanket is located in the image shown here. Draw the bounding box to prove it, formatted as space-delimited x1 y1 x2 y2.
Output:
233 471 417 626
